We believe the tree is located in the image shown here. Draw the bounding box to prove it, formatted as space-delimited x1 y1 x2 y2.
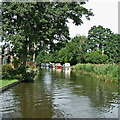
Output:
56 35 88 65
84 50 108 64
72 35 88 63
104 34 120 63
48 50 59 63
2 2 37 67
88 25 113 54
88 25 120 63
57 48 67 64
36 51 45 67
2 2 93 68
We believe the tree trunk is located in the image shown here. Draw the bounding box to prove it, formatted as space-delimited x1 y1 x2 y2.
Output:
33 42 37 62
22 42 27 68
102 46 104 56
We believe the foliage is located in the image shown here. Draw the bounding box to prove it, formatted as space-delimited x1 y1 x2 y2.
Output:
2 2 93 67
88 25 119 63
75 63 118 81
72 35 88 63
64 40 78 64
35 35 88 65
49 50 59 63
12 58 22 69
36 51 45 66
58 48 67 64
57 35 88 65
2 64 21 79
2 64 12 73
2 63 36 80
26 64 34 69
26 61 36 69
21 67 36 81
50 41 68 52
84 50 108 64
88 25 113 51
104 34 120 63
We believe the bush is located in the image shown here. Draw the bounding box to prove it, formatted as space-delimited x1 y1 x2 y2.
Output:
21 67 36 81
2 64 22 80
2 64 16 79
2 64 13 73
2 62 37 80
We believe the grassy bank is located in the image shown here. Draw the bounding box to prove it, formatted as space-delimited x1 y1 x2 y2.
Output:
0 79 18 89
73 63 118 82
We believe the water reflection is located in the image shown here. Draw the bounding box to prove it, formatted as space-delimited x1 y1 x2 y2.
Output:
0 69 118 118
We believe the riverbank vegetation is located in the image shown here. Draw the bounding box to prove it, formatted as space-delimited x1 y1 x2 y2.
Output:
2 62 36 82
74 64 118 82
1 62 37 89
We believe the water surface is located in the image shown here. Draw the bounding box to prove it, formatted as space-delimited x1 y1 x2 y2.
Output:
0 69 118 118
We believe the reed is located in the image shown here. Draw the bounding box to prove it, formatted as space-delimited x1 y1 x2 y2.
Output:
75 63 118 82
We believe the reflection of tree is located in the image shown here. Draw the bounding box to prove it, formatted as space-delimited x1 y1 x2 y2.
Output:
48 69 73 118
51 69 72 87
12 70 54 118
50 69 118 112
41 70 70 118
70 72 118 112
12 69 68 118
8 70 118 118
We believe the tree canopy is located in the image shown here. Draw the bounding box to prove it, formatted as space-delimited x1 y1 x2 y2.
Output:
88 25 120 63
38 35 88 65
2 2 93 67
88 25 113 52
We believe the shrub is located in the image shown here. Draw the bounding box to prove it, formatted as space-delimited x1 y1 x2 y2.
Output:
2 64 16 79
2 64 21 80
26 61 36 69
2 64 13 73
22 67 35 81
26 64 34 69
2 62 37 80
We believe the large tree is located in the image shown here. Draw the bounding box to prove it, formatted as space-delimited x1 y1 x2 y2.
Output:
2 2 93 67
104 34 120 63
88 25 113 54
87 25 119 63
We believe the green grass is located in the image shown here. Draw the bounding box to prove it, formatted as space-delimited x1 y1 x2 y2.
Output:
0 79 18 89
74 63 118 82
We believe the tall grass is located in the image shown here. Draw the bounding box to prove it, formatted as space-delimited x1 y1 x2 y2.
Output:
75 63 118 82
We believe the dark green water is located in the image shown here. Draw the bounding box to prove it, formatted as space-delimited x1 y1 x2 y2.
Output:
0 69 119 118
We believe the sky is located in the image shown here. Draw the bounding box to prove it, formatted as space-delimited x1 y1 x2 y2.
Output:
68 0 119 38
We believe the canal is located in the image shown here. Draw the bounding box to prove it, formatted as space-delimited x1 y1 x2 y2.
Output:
0 69 119 118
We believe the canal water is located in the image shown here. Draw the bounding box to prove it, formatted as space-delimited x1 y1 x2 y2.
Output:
0 69 119 118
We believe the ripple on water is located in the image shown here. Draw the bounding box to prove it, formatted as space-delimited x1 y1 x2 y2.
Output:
0 90 22 118
0 70 119 118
